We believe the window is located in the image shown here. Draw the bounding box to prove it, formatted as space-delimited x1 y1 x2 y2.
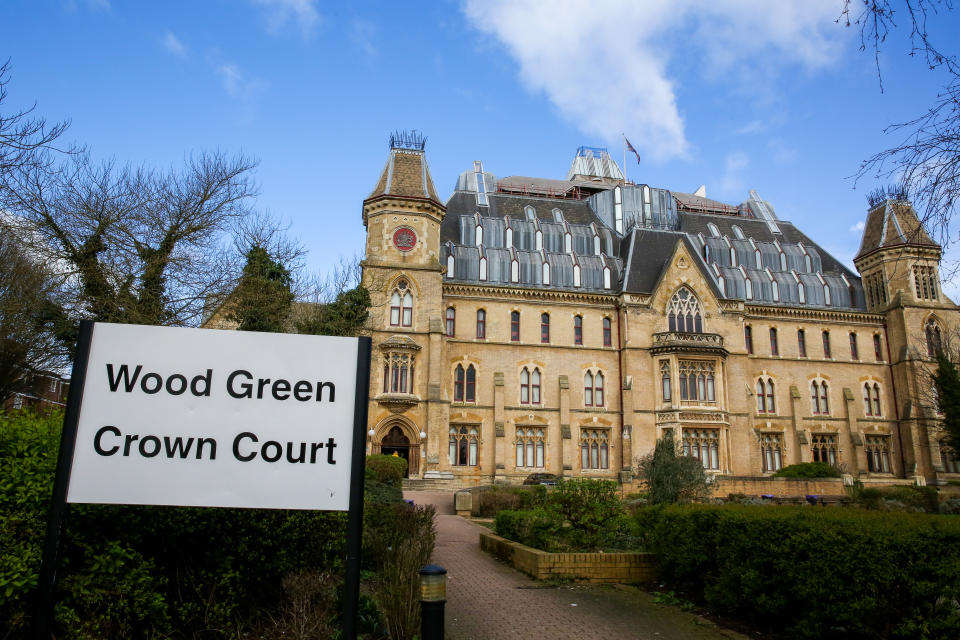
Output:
603 317 612 347
580 429 609 469
756 378 775 413
769 328 779 356
453 364 476 403
516 428 545 468
926 318 942 357
520 367 541 404
811 380 830 415
744 325 753 354
683 428 720 470
744 277 753 300
915 265 938 300
797 281 806 304
660 361 671 402
798 329 807 357
678 361 716 402
584 371 605 407
449 426 479 466
811 433 838 465
761 433 783 472
865 436 891 473
446 307 456 337
574 315 583 345
822 331 831 359
667 288 703 333
849 333 859 360
942 444 960 473
476 309 486 339
861 383 881 416
540 313 550 343
511 311 520 342
383 352 415 394
874 334 883 361
389 280 413 327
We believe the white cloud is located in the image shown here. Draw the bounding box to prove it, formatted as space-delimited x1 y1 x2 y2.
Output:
216 64 268 101
461 0 845 162
718 151 749 196
161 31 187 58
350 19 378 58
251 0 321 39
849 220 865 233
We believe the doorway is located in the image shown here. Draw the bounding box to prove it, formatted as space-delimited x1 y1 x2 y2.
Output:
380 425 412 477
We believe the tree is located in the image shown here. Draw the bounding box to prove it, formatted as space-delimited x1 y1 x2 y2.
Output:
842 1 960 248
294 256 371 337
0 228 66 403
229 244 294 333
636 431 709 505
932 349 960 451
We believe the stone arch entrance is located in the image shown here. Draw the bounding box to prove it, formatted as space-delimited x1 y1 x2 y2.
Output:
372 420 420 477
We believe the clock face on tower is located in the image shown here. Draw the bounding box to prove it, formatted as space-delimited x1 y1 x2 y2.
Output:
392 227 417 252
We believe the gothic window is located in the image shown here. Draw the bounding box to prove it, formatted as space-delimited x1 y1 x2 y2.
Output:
603 317 612 347
678 361 716 402
942 443 960 473
541 313 550 343
661 361 671 402
770 328 779 356
915 265 938 300
926 318 942 357
755 249 763 269
382 352 414 394
707 223 720 238
449 425 479 466
797 281 806 303
798 329 807 357
811 380 830 415
811 433 838 465
453 364 476 403
865 435 890 473
574 315 583 345
874 334 883 361
761 433 783 472
822 331 832 358
667 288 703 333
584 370 605 407
732 225 745 240
580 429 609 469
542 261 551 285
476 309 486 339
511 311 520 342
744 325 753 354
520 367 541 404
446 307 455 337
756 378 776 414
389 280 413 327
683 428 720 470
849 332 859 360
744 277 753 300
516 428 545 468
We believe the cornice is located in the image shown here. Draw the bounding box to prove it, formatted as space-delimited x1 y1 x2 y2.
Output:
442 282 618 305
362 195 445 225
744 304 883 325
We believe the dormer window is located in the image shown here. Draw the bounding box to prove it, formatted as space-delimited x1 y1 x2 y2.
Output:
564 232 572 253
603 266 611 289
707 223 720 238
614 185 623 233
542 261 551 286
732 225 745 240
573 263 582 288
552 208 564 222
506 227 514 248
446 253 455 279
475 223 483 246
535 229 543 251
593 234 601 255
524 205 535 220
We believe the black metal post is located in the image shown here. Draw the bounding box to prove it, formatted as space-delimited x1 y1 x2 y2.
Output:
419 564 447 640
342 336 371 640
32 320 95 640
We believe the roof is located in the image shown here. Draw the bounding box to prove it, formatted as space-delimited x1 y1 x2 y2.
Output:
366 147 441 204
673 191 740 215
855 199 939 260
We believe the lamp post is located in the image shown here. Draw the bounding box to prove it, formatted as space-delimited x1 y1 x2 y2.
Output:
419 564 446 640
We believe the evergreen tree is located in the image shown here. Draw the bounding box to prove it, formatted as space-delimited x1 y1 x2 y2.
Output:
230 244 294 333
295 285 370 337
933 350 960 452
636 431 709 505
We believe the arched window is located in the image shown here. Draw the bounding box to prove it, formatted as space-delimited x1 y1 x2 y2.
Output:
603 266 611 289
769 328 779 356
593 234 601 255
479 256 487 280
524 205 535 220
757 380 767 413
581 429 609 469
926 318 942 357
574 315 583 345
798 329 807 357
516 428 545 468
603 317 612 346
732 225 745 240
707 223 720 238
585 371 593 406
454 365 465 402
383 352 414 394
475 223 483 246
542 261 550 285
744 325 753 354
454 364 476 403
445 307 455 337
511 311 520 342
757 378 775 413
564 233 572 253
797 281 806 304
535 229 543 250
584 371 604 407
771 279 779 302
755 249 762 269
811 381 820 414
667 288 703 333
820 381 830 414
779 252 787 270
874 334 883 361
679 361 715 402
849 333 859 359
812 433 838 465
744 277 753 300
865 435 891 473
683 428 720 470
660 361 672 402
863 383 872 416
822 331 832 358
573 263 582 288
449 425 479 466
446 253 455 278
823 283 831 306
520 367 541 404
761 433 783 472
872 383 881 416
389 280 414 327
540 313 550 343
476 309 486 339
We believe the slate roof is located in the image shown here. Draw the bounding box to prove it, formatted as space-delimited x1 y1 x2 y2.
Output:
855 199 939 260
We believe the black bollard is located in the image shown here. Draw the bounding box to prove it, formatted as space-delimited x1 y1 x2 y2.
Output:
419 564 447 640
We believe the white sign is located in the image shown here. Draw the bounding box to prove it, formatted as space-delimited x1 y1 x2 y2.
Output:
66 323 361 510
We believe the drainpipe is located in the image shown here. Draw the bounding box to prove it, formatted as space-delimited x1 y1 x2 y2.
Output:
883 322 907 478
616 300 626 473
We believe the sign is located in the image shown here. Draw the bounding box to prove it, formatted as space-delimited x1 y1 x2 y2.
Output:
392 226 417 252
65 323 363 510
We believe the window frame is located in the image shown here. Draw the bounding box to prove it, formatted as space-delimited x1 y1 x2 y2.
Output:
849 332 859 360
445 307 456 337
540 313 550 344
511 311 520 342
744 325 753 355
603 317 612 347
798 329 807 358
476 309 486 339
770 327 779 356
822 331 832 359
574 315 583 346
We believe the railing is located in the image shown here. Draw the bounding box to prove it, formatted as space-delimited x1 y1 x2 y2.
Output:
652 332 724 347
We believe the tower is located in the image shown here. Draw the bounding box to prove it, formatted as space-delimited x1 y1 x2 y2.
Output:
360 132 447 478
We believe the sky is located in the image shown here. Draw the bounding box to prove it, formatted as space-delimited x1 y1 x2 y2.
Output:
5 0 960 298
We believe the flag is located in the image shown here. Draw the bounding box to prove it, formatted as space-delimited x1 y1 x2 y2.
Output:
624 136 640 164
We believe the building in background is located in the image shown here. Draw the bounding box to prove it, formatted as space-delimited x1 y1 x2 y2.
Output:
358 134 959 488
3 371 69 414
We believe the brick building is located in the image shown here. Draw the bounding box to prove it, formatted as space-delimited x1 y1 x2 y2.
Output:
3 371 69 414
359 133 960 489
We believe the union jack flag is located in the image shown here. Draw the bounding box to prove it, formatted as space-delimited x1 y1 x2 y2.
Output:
624 136 640 164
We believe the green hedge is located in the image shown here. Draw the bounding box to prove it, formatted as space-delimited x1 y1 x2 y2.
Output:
773 462 842 478
645 504 960 639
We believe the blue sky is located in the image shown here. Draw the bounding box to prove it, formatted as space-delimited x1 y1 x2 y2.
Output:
5 0 960 297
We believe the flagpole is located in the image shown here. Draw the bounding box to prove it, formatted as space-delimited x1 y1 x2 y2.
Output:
622 133 627 184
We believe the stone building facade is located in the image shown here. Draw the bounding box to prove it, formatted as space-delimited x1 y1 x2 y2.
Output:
360 136 959 488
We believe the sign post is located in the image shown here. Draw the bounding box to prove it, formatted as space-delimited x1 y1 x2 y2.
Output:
33 322 371 639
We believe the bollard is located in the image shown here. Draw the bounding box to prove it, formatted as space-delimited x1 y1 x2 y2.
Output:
419 564 447 640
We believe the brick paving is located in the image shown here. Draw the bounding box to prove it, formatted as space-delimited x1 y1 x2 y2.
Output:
405 491 747 640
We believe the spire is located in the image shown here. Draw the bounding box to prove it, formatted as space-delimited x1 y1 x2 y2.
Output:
365 131 441 204
855 193 938 261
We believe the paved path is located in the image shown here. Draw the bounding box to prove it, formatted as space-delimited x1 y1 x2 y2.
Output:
405 491 747 640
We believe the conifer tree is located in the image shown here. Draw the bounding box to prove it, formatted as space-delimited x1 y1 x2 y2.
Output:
933 350 960 452
636 431 709 504
230 244 294 333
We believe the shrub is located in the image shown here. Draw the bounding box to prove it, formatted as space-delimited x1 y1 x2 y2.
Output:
850 484 939 513
646 504 960 639
773 462 841 478
472 484 546 517
549 478 625 549
636 432 708 504
366 454 408 485
494 508 563 551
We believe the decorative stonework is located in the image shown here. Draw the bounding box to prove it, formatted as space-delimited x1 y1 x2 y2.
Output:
376 393 419 414
651 331 727 357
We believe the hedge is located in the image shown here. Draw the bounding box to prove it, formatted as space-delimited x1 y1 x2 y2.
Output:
645 504 960 639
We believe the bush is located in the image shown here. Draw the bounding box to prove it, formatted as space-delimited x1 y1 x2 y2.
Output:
472 484 546 517
646 504 960 639
366 454 408 485
494 508 563 551
636 432 709 504
549 478 625 549
773 462 841 478
851 484 939 513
